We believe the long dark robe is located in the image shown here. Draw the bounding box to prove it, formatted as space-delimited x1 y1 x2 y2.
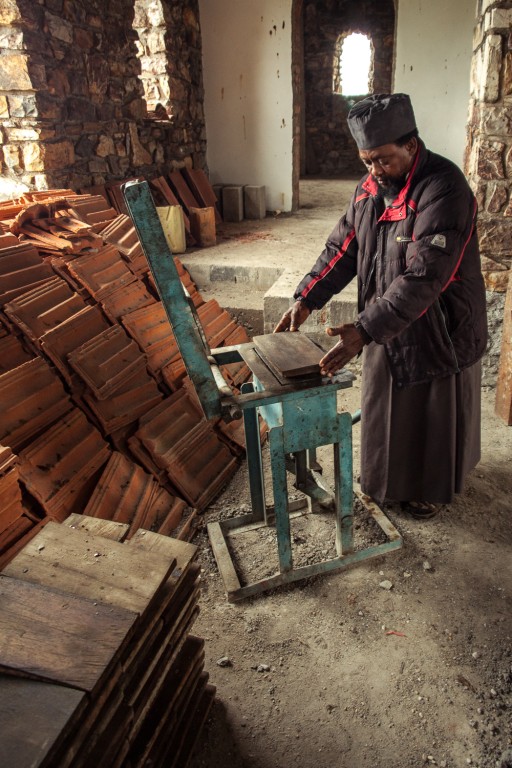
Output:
359 342 481 505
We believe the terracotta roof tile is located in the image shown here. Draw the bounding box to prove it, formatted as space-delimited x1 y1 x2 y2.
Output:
181 167 222 223
0 456 25 536
4 276 87 342
20 190 76 204
66 244 137 301
99 214 147 275
122 302 179 377
82 451 189 538
18 407 111 521
0 201 23 224
106 178 144 215
0 517 50 570
0 356 73 451
67 325 149 400
40 305 111 386
0 335 35 375
100 280 155 323
0 242 54 305
83 368 163 434
133 390 238 509
0 233 19 247
161 356 187 391
168 171 202 216
67 195 118 232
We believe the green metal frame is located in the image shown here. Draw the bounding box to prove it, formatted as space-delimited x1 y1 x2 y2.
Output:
122 180 402 602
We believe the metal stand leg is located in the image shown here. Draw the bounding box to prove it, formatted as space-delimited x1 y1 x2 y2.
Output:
269 427 292 573
334 411 353 555
241 382 267 523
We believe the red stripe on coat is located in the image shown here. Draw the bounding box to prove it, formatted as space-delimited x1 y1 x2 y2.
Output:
301 230 357 300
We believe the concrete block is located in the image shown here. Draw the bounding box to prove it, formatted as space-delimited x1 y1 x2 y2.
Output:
263 269 358 340
222 185 243 222
244 185 266 219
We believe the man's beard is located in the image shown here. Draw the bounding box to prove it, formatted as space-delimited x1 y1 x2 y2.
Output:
374 175 407 200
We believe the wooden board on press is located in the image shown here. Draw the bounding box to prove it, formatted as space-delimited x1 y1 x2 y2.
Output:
252 332 324 380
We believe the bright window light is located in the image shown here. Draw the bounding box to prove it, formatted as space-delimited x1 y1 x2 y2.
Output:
340 33 371 96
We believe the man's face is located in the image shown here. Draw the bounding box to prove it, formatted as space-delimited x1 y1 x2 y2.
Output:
359 139 418 192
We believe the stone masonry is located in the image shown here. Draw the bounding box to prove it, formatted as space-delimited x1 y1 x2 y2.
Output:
466 0 512 383
0 0 206 196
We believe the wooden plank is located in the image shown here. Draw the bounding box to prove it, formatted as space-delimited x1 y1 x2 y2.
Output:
131 635 205 767
130 601 200 728
0 575 136 692
127 578 200 710
495 269 512 424
51 663 124 768
2 521 176 615
67 687 130 768
63 513 130 542
252 332 324 377
167 675 213 768
127 528 197 571
0 675 85 768
169 681 215 768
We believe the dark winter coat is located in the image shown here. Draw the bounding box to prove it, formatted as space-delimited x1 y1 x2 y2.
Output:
294 141 488 387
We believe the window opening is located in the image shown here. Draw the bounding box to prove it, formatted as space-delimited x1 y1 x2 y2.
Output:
333 33 372 97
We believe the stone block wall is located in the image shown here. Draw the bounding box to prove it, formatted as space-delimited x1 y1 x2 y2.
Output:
466 0 512 384
0 0 206 196
303 0 395 177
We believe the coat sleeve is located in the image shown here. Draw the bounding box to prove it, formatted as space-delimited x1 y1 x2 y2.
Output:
293 195 359 310
359 176 478 344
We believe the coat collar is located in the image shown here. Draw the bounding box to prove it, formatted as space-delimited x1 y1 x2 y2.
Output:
361 140 425 221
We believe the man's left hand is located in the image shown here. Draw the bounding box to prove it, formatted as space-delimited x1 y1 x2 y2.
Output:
319 323 366 376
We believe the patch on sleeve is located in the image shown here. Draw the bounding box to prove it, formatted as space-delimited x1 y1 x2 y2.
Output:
431 234 446 248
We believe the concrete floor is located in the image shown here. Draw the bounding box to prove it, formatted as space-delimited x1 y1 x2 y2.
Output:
182 178 359 339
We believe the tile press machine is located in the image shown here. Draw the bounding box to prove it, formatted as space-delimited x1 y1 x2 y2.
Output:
123 180 402 601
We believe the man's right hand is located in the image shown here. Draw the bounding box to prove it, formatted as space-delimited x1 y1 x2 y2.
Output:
273 300 311 333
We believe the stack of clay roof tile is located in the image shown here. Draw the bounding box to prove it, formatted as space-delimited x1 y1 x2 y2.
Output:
128 388 238 510
83 452 191 540
0 516 215 768
0 185 256 566
99 214 149 277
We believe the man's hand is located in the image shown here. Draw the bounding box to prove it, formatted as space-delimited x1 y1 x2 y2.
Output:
273 300 311 333
319 323 366 376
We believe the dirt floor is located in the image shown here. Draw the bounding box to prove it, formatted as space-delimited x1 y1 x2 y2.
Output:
188 382 511 768
185 180 511 768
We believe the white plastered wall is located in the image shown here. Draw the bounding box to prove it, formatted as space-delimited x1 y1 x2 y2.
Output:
198 0 294 212
393 0 476 168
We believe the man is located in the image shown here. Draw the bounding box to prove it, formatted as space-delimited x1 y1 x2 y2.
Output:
274 93 487 519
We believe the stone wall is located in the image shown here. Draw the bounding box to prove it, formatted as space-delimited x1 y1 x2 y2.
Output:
0 0 206 196
303 0 395 177
466 0 512 385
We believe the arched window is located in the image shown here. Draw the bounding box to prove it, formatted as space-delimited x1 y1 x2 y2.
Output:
333 32 373 97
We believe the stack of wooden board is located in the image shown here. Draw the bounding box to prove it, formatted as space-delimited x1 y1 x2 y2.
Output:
0 517 215 768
